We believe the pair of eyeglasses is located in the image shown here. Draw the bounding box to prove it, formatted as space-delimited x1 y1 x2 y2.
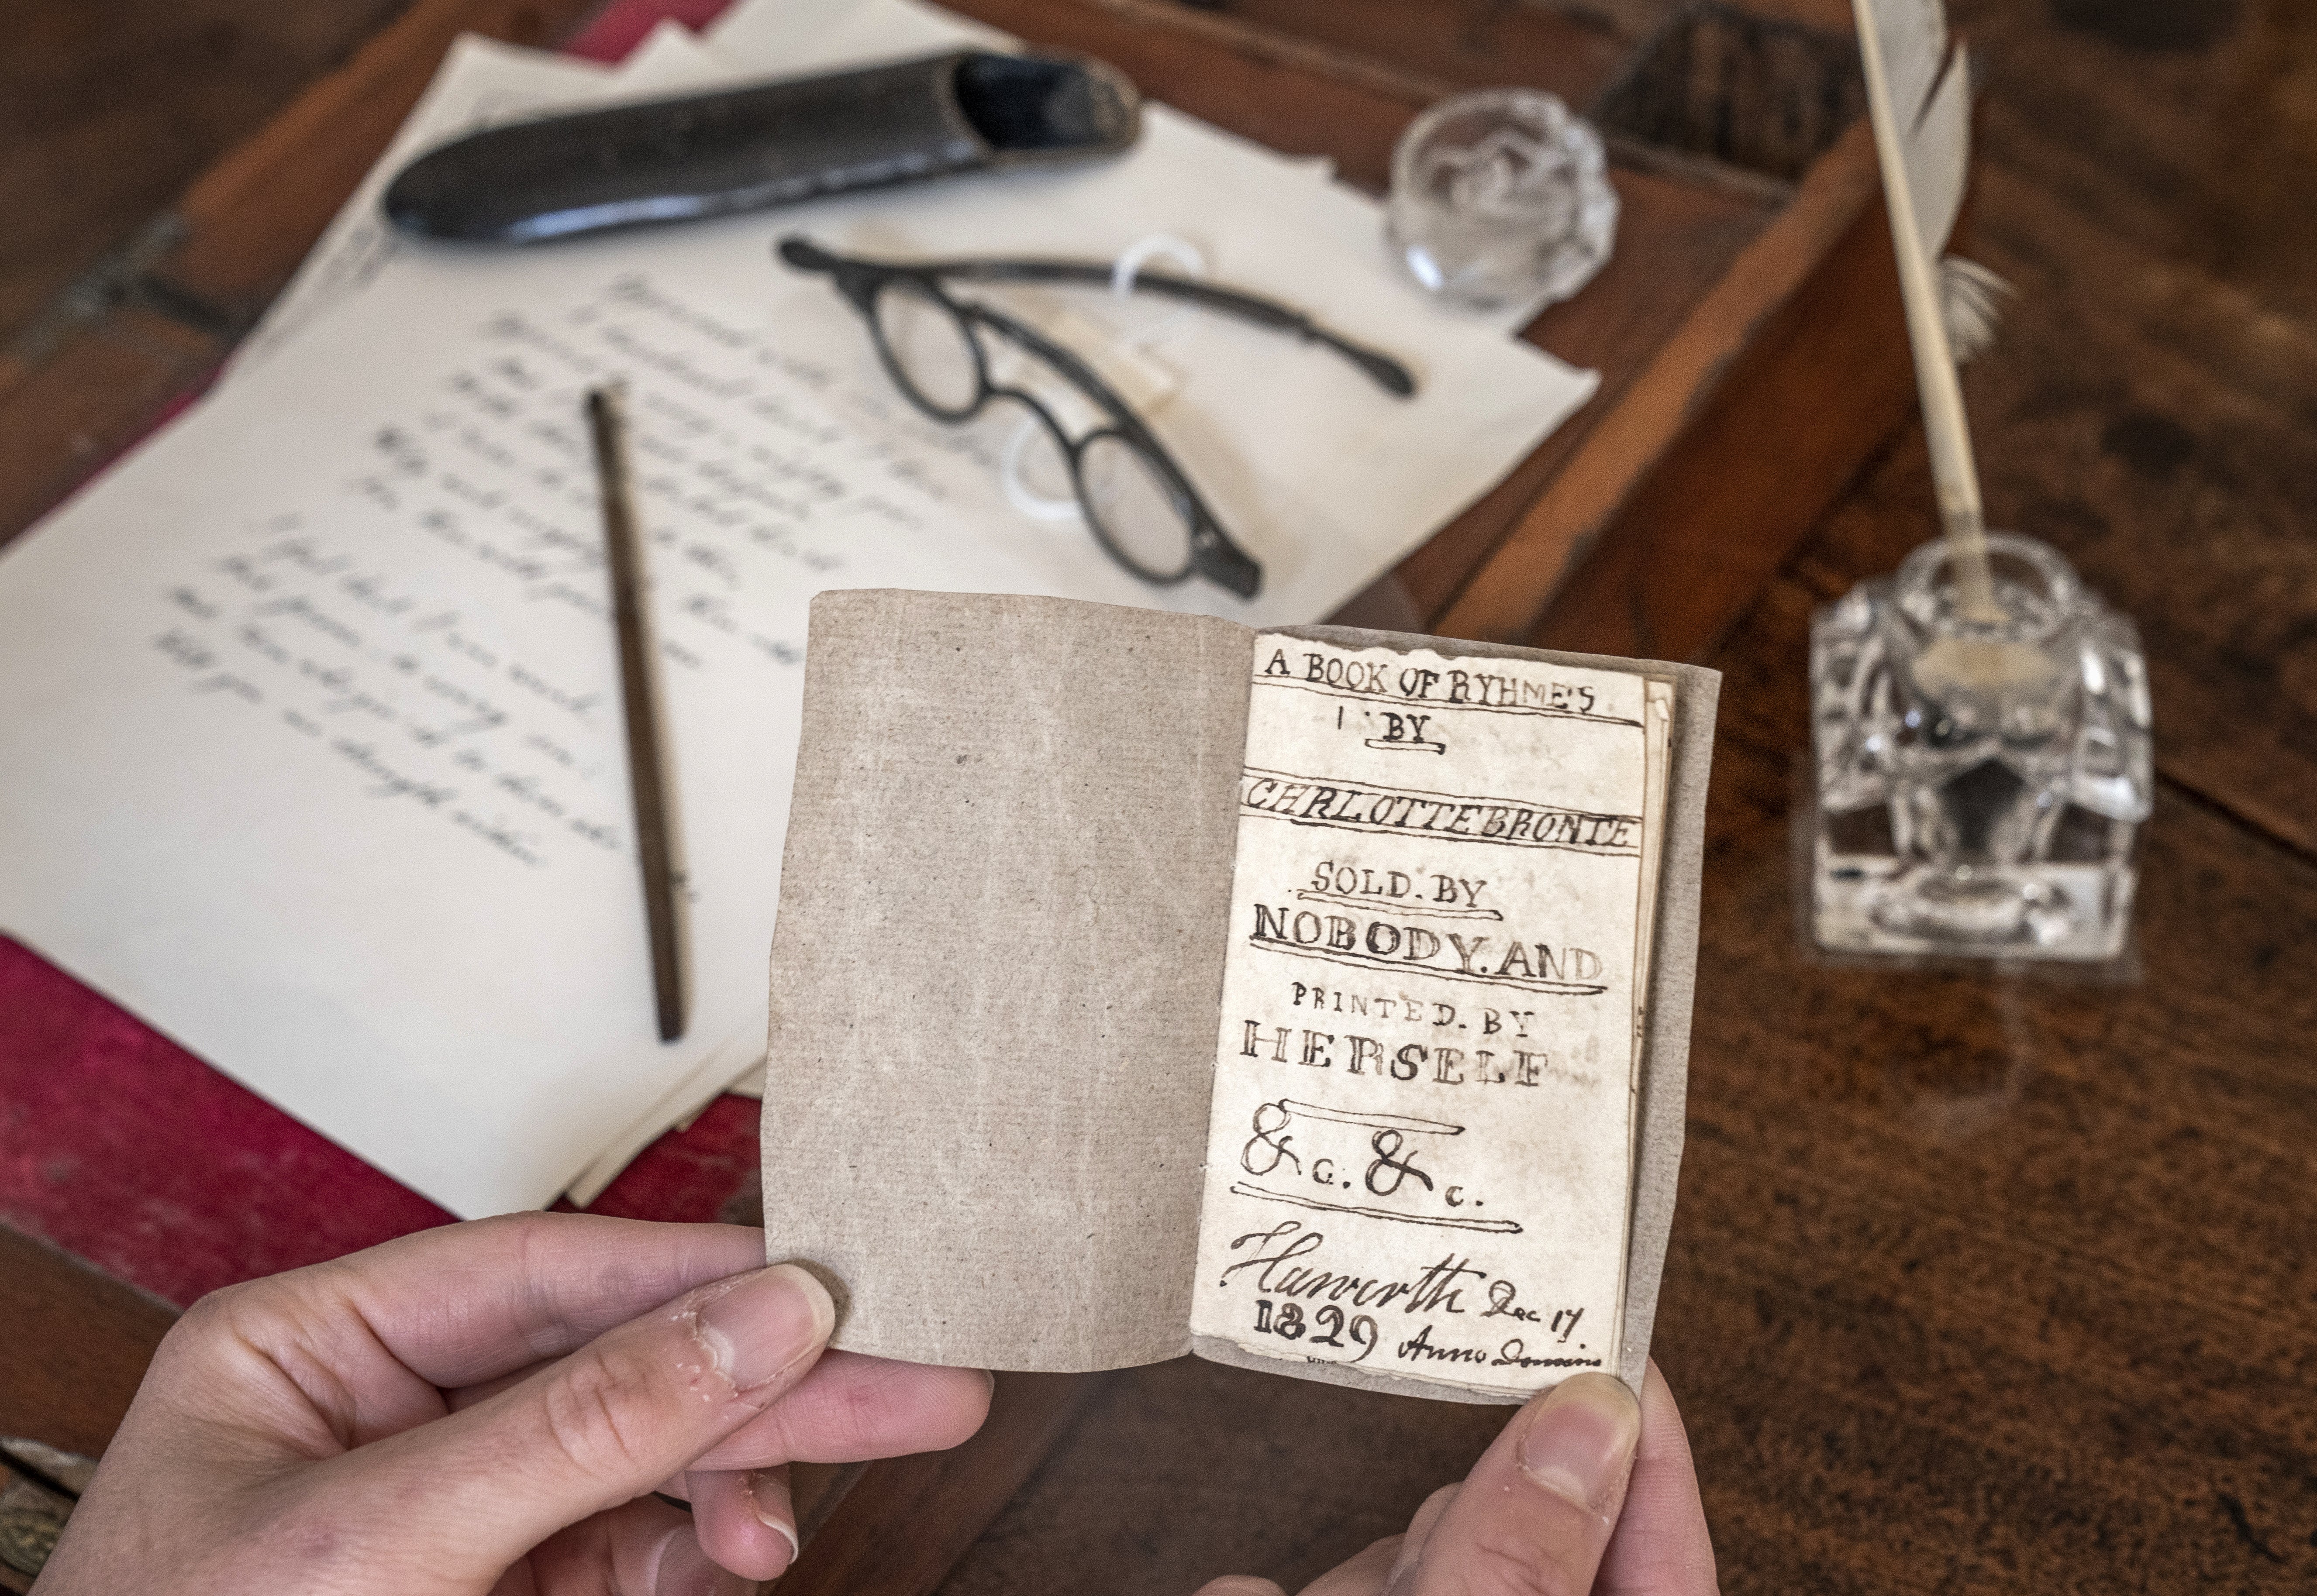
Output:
779 236 1417 599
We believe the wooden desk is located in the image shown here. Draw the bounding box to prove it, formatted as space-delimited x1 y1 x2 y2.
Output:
5 2 2314 1593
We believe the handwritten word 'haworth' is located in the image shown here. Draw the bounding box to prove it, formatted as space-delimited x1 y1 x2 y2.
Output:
1240 768 1639 855
1217 1222 1486 1314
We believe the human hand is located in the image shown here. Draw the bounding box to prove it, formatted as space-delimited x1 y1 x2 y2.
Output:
33 1213 991 1595
1193 1360 1716 1596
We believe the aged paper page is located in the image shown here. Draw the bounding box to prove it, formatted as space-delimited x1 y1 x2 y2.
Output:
0 256 1069 1217
762 591 1250 1371
1188 636 1654 1400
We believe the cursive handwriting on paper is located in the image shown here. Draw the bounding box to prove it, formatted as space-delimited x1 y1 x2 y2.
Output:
140 272 966 875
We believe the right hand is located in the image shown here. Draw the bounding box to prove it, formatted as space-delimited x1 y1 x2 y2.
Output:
1193 1359 1717 1596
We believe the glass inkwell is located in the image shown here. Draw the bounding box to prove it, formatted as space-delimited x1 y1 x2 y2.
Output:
1385 88 1617 313
1809 533 2152 959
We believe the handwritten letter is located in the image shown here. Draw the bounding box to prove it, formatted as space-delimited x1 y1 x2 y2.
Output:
1188 636 1660 1397
0 265 1045 1218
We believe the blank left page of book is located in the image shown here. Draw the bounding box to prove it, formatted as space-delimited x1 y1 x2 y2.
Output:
762 591 1253 1372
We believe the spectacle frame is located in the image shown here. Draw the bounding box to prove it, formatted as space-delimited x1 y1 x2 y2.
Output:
779 236 1417 599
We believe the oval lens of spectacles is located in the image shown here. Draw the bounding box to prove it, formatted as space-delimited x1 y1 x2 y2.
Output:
1076 431 1194 583
872 281 982 418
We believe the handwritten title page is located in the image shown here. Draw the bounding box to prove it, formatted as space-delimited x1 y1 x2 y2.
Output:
1188 636 1655 1400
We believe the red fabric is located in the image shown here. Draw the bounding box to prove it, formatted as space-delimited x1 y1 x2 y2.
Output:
564 0 738 62
0 0 752 1309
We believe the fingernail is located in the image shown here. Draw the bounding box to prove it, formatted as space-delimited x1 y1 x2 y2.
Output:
694 1263 835 1393
1383 1481 1459 1594
653 1526 752 1596
1517 1372 1641 1515
746 1468 799 1575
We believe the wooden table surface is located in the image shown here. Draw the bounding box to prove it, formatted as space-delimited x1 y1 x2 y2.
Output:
4 2 2314 1593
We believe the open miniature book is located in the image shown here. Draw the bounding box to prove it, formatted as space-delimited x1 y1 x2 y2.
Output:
761 591 1717 1403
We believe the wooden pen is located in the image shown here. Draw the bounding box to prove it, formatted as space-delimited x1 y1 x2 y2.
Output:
584 383 686 1043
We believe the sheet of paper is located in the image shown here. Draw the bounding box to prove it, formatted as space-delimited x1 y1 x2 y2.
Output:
240 16 815 375
238 32 781 1193
0 259 1068 1216
762 591 1251 1371
1187 636 1653 1399
0 6 1596 1217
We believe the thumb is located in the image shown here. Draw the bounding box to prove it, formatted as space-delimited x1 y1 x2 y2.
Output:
1407 1372 1641 1595
321 1262 834 1587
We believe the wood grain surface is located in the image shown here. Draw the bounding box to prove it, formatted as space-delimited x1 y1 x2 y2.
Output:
0 1229 172 1463
0 0 411 351
2 1 2313 1594
0 0 602 539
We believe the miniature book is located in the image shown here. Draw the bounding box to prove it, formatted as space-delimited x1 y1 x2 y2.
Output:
761 590 1717 1402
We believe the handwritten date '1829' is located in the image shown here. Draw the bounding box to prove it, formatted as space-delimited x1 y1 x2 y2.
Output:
1251 1298 1378 1363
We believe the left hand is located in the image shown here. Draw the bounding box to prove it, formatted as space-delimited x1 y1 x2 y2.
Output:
32 1213 992 1594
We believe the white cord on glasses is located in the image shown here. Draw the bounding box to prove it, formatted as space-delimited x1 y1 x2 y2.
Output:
1000 234 1209 523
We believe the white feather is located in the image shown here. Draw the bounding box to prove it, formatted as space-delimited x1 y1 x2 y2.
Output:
1940 255 2014 363
1865 0 1996 352
1854 0 2003 618
1910 44 1972 269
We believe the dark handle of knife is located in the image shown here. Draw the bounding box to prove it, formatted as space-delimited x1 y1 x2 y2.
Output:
383 49 1141 244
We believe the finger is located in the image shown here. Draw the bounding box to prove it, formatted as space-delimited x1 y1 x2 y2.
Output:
1192 1579 1287 1596
688 1465 796 1582
528 1495 751 1596
1595 1361 1718 1595
1301 1534 1403 1596
462 1352 991 1472
448 1362 547 1414
319 1214 772 1387
522 1494 665 1593
688 1352 993 1469
646 1524 759 1596
308 1261 834 1588
486 1557 540 1596
1380 1484 1458 1594
1405 1372 1641 1595
179 1214 773 1453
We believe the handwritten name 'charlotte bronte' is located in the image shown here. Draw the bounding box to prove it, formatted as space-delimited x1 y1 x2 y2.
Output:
1239 768 1640 855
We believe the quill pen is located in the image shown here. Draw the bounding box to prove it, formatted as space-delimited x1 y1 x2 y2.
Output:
1852 0 2005 623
